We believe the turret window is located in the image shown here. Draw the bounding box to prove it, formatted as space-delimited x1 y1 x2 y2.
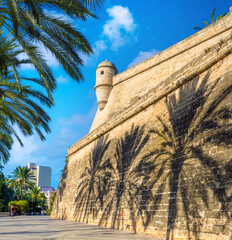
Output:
100 71 104 75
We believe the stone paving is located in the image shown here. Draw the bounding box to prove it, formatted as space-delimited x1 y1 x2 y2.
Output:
0 216 160 240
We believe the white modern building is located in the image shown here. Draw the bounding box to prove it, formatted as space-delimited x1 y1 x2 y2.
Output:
41 186 56 208
28 163 52 187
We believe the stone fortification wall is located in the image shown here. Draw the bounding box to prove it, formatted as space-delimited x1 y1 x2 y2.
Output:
52 13 232 240
90 11 232 131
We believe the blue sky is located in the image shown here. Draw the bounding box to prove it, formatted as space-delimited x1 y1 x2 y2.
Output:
3 0 231 188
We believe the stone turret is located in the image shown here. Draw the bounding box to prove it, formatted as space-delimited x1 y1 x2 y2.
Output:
94 60 118 110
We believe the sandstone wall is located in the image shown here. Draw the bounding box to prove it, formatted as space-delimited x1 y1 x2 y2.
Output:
52 13 232 240
91 11 232 131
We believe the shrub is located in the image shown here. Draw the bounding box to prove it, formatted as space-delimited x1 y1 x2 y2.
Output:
0 200 4 211
8 200 29 215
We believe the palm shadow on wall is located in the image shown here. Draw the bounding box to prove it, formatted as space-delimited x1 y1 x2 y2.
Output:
58 164 68 202
52 163 68 219
142 71 232 240
73 135 112 223
71 70 231 238
99 124 149 233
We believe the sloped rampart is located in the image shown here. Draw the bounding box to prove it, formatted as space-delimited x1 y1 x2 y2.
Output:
52 14 232 240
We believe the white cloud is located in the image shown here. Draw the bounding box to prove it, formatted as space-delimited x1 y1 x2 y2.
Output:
59 114 86 125
17 52 34 70
90 5 136 60
103 5 136 50
57 5 136 66
57 75 69 84
127 49 159 68
93 40 107 56
7 132 43 168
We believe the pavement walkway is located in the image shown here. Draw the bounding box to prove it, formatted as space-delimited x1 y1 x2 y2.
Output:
0 216 160 240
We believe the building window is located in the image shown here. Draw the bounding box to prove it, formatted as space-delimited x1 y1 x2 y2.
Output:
100 71 104 75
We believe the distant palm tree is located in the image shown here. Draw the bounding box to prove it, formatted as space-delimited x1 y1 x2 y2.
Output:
29 186 46 206
193 8 226 31
0 163 3 177
8 166 35 199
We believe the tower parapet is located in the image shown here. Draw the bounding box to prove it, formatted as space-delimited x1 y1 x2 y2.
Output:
94 60 118 110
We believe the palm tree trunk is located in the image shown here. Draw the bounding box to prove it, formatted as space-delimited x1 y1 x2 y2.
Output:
19 187 22 200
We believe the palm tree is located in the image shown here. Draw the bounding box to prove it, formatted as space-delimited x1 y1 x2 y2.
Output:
0 115 17 164
0 30 53 164
29 186 46 208
0 79 52 139
0 78 53 164
8 165 35 199
193 8 226 31
0 0 100 94
0 170 14 211
0 1 101 165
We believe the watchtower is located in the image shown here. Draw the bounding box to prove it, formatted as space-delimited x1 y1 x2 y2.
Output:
94 60 118 110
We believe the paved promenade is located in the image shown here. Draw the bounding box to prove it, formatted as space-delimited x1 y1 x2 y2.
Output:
0 216 160 240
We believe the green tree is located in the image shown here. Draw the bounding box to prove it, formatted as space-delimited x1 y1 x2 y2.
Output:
0 1 101 165
9 200 29 214
0 30 53 164
193 8 226 31
0 0 100 95
47 191 56 215
30 186 46 205
0 170 14 211
8 166 35 199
